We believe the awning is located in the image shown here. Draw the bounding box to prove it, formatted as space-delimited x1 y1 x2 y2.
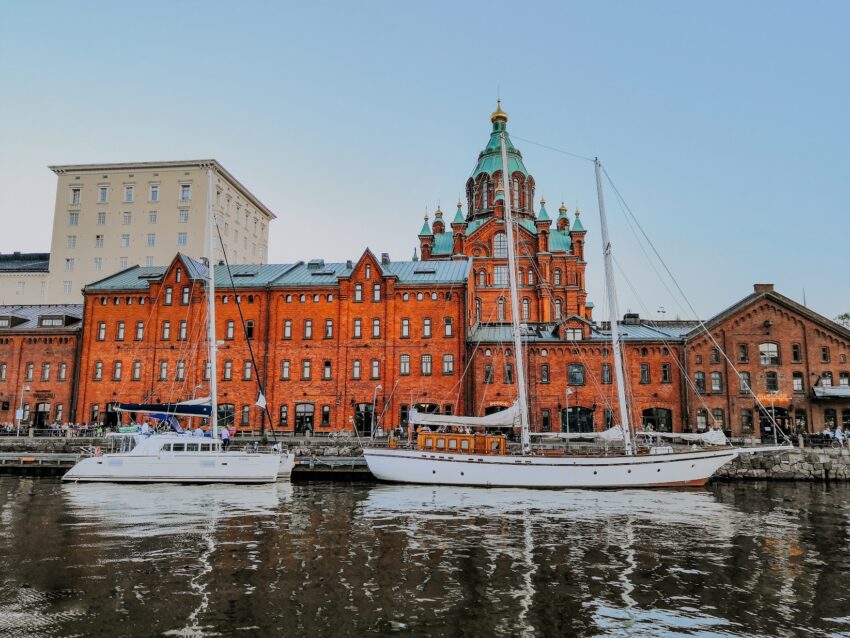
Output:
813 386 850 399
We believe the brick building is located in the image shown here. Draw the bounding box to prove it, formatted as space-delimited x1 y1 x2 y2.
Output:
0 304 83 427
70 105 850 438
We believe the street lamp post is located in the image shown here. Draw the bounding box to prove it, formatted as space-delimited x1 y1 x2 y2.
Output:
371 384 382 438
16 385 31 436
565 388 574 434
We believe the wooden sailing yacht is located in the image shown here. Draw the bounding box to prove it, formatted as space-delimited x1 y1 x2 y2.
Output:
363 131 790 488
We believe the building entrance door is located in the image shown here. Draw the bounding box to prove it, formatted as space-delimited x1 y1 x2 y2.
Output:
561 406 594 433
354 403 373 436
34 403 50 428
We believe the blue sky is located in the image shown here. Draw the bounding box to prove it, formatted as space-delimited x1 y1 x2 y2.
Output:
1 1 847 320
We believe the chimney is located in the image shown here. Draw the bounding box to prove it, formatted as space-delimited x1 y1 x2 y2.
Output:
754 283 774 293
623 312 641 325
381 253 390 265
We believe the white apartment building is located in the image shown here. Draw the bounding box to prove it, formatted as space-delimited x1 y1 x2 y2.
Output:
46 160 276 302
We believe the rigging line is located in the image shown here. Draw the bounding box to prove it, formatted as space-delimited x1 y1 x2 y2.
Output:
214 221 277 440
510 134 596 163
603 167 788 440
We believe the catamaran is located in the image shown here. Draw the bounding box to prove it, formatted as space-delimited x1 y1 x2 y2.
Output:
364 130 791 488
64 168 294 484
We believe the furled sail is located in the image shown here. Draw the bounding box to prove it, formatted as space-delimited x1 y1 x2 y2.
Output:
531 426 626 442
409 402 520 428
637 429 729 446
115 397 212 418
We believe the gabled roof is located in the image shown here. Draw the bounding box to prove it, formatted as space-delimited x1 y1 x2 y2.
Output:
685 287 850 342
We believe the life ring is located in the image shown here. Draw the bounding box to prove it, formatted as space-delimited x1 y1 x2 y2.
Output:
94 446 101 457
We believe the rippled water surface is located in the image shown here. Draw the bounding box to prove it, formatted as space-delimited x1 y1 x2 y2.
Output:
0 478 848 637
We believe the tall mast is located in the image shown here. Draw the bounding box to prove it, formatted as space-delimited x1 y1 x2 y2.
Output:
594 158 633 455
499 134 531 453
206 167 219 440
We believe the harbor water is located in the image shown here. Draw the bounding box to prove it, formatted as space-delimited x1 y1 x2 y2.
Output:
0 478 848 637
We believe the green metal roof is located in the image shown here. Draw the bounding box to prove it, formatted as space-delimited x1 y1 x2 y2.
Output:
381 259 470 284
85 261 301 291
430 232 455 256
452 206 465 224
419 219 433 236
572 215 585 232
470 119 529 179
550 230 572 252
537 203 550 222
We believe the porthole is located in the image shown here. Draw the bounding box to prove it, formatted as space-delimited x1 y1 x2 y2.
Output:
432 470 436 474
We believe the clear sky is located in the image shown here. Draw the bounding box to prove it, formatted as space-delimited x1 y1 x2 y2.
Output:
1 1 847 321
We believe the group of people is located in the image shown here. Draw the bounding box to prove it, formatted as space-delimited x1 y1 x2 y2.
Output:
822 425 846 446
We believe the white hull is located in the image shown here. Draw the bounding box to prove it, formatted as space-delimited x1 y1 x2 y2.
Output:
63 451 281 484
277 453 296 479
363 447 739 488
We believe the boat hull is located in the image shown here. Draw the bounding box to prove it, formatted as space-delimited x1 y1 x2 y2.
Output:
278 453 296 479
63 452 281 484
362 447 739 488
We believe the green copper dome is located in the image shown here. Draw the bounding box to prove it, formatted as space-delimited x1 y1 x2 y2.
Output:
470 103 529 180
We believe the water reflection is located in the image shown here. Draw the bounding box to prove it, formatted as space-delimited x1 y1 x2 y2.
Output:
0 480 847 637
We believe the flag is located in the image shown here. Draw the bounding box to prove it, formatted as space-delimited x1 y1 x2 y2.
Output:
255 392 267 409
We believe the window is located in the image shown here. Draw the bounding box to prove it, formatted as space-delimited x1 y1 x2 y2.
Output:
124 185 134 202
244 360 253 380
791 343 802 363
602 363 612 384
793 371 804 393
0 363 6 381
354 284 363 302
67 235 77 249
822 372 833 387
477 270 486 287
695 371 706 394
93 361 102 381
93 257 102 272
147 233 156 247
498 298 506 322
541 409 551 432
759 342 780 365
484 364 494 384
661 363 671 383
739 372 751 394
372 318 380 338
481 179 489 208
710 348 720 364
178 286 189 305
241 405 250 426
493 265 508 287
709 371 722 393
321 405 331 427
222 360 232 381
150 184 159 202
162 286 173 305
283 320 292 339
65 258 74 272
442 354 454 375
176 360 187 381
712 408 725 428
568 364 585 385
97 321 106 341
58 363 67 381
69 212 79 226
738 344 748 363
179 210 189 223
116 321 125 341
421 354 432 376
324 319 333 339
353 319 362 338
640 364 650 384
423 318 431 338
741 409 754 432
554 300 562 320
765 371 779 392
97 212 106 225
180 184 191 201
440 317 454 338
475 298 482 322
400 354 410 376
504 363 514 384
98 186 108 203
825 409 837 428
304 319 313 339
149 211 157 224
41 363 50 381
821 347 831 363
527 270 535 286
401 318 410 338
493 232 508 258
371 359 380 379
177 232 187 246
132 361 141 381
203 360 211 380
225 320 235 340
840 372 849 387
71 187 81 204
145 256 154 267
522 299 530 321
281 360 291 380
352 359 361 379
541 364 550 384
554 270 562 286
696 409 708 430
279 405 289 427
373 284 381 301
161 320 171 340
323 360 332 380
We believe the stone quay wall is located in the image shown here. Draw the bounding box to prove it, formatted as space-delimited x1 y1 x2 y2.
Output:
715 447 850 481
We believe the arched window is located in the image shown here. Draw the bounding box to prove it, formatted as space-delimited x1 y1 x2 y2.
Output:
522 298 530 321
475 298 482 322
553 269 562 286
527 270 535 285
554 299 562 320
480 178 488 209
497 298 506 322
511 178 520 209
759 342 780 365
493 233 508 258
477 270 486 287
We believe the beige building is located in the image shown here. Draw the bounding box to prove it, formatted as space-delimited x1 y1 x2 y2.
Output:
45 160 276 302
0 253 50 305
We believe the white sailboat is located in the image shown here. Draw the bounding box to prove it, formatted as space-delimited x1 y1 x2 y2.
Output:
64 168 294 484
364 133 790 488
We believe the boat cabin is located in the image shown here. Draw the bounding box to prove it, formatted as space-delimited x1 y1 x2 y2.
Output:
161 441 222 453
416 432 506 455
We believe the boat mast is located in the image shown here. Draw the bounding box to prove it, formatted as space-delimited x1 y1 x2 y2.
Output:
499 134 531 453
206 167 219 440
594 158 633 455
